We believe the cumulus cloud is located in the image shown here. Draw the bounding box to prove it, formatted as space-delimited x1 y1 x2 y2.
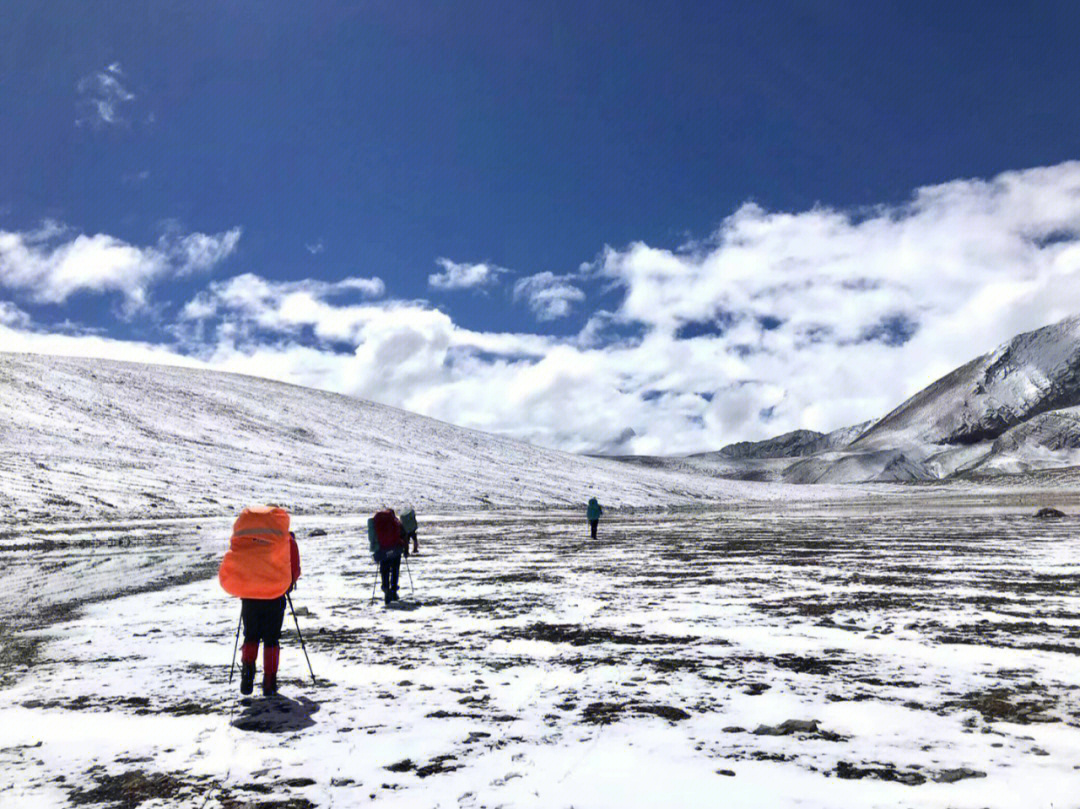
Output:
590 161 1080 443
0 320 207 369
176 270 559 416
76 63 136 128
9 162 1080 456
180 273 387 336
428 258 507 290
170 162 1080 453
604 164 1080 348
166 228 243 274
0 300 31 329
0 222 241 314
513 272 586 320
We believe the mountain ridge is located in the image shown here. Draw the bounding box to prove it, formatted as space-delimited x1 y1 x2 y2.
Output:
855 315 1080 448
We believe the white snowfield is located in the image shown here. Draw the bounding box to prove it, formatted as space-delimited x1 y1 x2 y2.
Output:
0 352 861 524
3 505 1080 809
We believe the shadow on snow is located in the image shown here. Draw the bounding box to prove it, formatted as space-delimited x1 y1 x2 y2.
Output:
232 695 320 733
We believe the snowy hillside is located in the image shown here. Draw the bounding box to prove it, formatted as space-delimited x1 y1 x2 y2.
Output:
0 352 801 522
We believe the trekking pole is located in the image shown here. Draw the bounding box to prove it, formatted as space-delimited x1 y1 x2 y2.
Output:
404 553 415 596
286 593 317 686
370 566 379 604
228 611 241 684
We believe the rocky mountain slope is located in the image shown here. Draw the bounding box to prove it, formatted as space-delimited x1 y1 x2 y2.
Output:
706 422 877 462
960 406 1080 476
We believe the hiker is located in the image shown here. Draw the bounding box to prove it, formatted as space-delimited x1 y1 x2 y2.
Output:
401 508 419 555
371 508 407 605
219 507 301 696
587 497 603 540
238 530 301 696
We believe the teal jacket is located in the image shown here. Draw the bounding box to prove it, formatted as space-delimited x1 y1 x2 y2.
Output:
587 499 602 521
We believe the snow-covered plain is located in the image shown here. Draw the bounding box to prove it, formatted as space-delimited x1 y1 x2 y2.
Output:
4 501 1080 808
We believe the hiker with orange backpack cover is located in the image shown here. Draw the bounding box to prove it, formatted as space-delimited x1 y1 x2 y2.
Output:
219 507 300 696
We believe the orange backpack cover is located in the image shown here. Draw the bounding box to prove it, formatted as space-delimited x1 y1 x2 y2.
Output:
218 506 292 599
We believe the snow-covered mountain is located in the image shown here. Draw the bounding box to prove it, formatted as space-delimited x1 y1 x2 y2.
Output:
706 422 876 462
855 315 1080 448
715 429 828 460
620 316 1080 484
0 352 799 522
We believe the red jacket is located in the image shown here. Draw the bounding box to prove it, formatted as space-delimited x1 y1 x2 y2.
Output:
289 535 301 584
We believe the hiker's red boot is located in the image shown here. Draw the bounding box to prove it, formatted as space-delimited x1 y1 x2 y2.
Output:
263 645 280 696
240 642 258 695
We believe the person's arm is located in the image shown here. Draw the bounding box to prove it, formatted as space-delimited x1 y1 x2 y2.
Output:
290 536 301 588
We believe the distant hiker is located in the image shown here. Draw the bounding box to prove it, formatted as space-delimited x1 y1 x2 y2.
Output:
219 507 301 696
400 508 420 555
371 508 407 605
587 497 603 540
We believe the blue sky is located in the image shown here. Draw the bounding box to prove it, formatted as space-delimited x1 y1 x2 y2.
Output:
4 1 1080 454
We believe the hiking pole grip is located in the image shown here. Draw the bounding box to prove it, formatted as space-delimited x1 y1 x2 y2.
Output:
287 593 317 685
228 611 241 684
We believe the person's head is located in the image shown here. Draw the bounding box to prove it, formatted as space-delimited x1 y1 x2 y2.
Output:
289 531 296 540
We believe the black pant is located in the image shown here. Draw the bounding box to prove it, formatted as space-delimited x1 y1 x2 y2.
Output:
589 519 598 539
380 554 401 593
241 597 286 648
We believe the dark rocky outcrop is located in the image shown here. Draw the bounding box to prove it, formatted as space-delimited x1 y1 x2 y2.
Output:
715 429 829 460
1034 507 1066 519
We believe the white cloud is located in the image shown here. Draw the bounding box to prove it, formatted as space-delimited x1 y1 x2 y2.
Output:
0 300 31 329
603 164 1080 348
171 162 1080 454
513 272 586 320
76 64 136 128
166 228 242 274
591 161 1080 444
180 273 387 335
10 162 1080 457
306 241 325 255
0 223 241 314
0 322 206 369
428 258 507 290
